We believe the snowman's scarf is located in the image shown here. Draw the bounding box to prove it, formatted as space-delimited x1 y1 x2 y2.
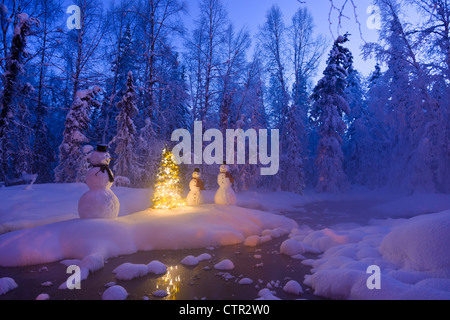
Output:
92 164 115 183
193 178 205 190
224 172 234 184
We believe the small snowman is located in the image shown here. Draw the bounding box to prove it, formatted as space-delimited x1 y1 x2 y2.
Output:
186 168 205 206
214 162 236 205
78 144 120 219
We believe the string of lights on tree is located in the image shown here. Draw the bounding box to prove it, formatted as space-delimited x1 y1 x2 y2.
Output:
152 146 185 209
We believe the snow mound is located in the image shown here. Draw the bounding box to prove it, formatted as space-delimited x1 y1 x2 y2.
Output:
0 203 296 267
302 228 366 252
153 290 168 298
147 260 167 275
280 238 320 256
262 228 288 238
380 210 450 272
58 254 104 289
214 259 235 271
36 293 50 300
181 255 199 266
243 228 284 247
181 253 212 266
283 280 303 295
238 278 253 285
243 235 260 247
102 285 128 300
196 253 212 261
80 254 104 273
0 277 18 295
256 288 280 300
113 260 168 280
113 263 148 280
299 210 450 300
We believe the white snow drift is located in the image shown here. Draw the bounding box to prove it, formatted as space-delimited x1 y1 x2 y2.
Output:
0 202 296 267
287 210 450 300
0 183 152 234
0 277 18 296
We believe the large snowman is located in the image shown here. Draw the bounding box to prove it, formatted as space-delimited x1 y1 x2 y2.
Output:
214 162 236 205
186 168 205 206
78 144 120 219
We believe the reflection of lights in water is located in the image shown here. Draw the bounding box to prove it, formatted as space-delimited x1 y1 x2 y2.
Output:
155 265 181 299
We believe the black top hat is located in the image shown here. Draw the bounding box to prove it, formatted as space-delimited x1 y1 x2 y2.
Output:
193 168 200 173
97 144 108 153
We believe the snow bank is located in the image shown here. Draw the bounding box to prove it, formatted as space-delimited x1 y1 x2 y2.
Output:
57 254 104 289
181 253 212 266
0 277 18 295
238 278 253 285
0 203 296 267
297 210 450 300
36 293 50 300
147 260 167 275
280 238 320 256
283 280 303 295
214 259 235 271
256 288 280 300
113 263 149 280
0 184 152 234
380 210 450 273
152 290 168 298
102 285 128 300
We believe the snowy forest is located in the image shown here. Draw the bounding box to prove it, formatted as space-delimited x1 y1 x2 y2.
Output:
0 0 448 195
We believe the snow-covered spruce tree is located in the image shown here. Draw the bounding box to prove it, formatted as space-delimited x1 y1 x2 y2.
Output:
95 20 136 146
281 103 306 194
75 145 94 183
0 12 38 183
30 0 62 184
234 56 267 191
55 87 102 183
364 0 446 193
348 63 391 188
343 67 368 185
136 118 163 188
111 72 139 187
310 33 352 193
11 82 35 180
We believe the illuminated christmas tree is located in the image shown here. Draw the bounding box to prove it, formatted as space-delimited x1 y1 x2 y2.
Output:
152 146 185 209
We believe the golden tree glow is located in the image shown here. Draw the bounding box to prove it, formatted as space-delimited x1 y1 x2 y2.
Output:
152 146 185 209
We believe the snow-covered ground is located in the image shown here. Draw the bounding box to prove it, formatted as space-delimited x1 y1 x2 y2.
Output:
0 183 449 300
284 210 450 299
0 184 297 267
0 183 152 234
